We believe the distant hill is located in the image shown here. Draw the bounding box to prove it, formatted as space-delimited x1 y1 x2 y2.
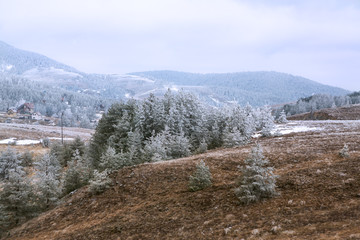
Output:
0 40 78 74
288 104 360 120
130 71 350 106
0 40 350 106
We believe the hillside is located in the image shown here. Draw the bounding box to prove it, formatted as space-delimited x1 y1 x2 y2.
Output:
130 71 349 106
1 40 349 106
5 120 360 240
288 104 360 120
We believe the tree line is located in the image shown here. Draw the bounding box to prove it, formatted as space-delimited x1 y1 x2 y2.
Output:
275 92 360 117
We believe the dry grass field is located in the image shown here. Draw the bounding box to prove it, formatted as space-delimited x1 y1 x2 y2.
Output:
3 120 360 240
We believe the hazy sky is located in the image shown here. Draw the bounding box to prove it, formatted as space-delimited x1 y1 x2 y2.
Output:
1 0 360 90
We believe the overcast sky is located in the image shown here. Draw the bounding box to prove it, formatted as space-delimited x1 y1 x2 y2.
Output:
1 0 360 90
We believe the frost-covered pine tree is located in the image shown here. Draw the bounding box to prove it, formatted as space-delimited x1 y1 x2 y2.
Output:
99 146 119 171
260 106 275 137
235 144 278 204
277 110 288 123
167 129 191 159
144 132 167 162
0 163 34 227
62 157 81 195
62 150 91 195
127 129 144 165
207 115 223 149
0 203 10 236
188 160 212 192
99 146 130 171
0 147 21 180
33 154 62 209
88 170 112 195
223 127 247 147
74 149 91 185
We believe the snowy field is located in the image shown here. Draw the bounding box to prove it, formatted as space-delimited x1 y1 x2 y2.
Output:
0 138 41 145
253 120 360 138
252 121 322 138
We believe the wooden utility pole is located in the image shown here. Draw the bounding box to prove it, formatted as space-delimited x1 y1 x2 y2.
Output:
61 111 64 145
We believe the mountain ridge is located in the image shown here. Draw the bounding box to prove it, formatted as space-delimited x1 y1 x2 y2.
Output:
0 40 350 106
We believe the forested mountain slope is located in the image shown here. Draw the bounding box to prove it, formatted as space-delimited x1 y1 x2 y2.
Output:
1 40 349 107
130 70 349 106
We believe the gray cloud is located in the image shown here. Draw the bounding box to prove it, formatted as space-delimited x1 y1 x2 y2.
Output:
0 0 359 90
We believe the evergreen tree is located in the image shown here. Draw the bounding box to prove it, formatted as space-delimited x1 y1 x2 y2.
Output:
89 102 128 168
0 162 35 228
188 160 212 191
234 144 278 204
277 110 288 123
127 129 144 165
144 131 168 162
167 129 191 159
0 147 21 180
33 154 62 210
62 150 91 195
69 137 86 156
99 146 130 171
260 106 275 137
223 127 247 147
88 170 112 195
142 93 165 139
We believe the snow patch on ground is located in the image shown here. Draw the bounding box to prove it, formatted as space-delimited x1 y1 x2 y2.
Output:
0 136 75 145
17 140 41 145
253 123 322 138
0 138 41 145
273 125 320 135
48 137 75 141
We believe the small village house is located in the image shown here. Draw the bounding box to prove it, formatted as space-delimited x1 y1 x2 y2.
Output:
17 103 35 114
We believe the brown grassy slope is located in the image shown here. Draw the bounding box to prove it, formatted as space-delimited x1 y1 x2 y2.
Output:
288 104 360 120
5 121 360 240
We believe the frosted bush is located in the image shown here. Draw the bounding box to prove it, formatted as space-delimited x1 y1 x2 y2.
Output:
339 143 350 158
